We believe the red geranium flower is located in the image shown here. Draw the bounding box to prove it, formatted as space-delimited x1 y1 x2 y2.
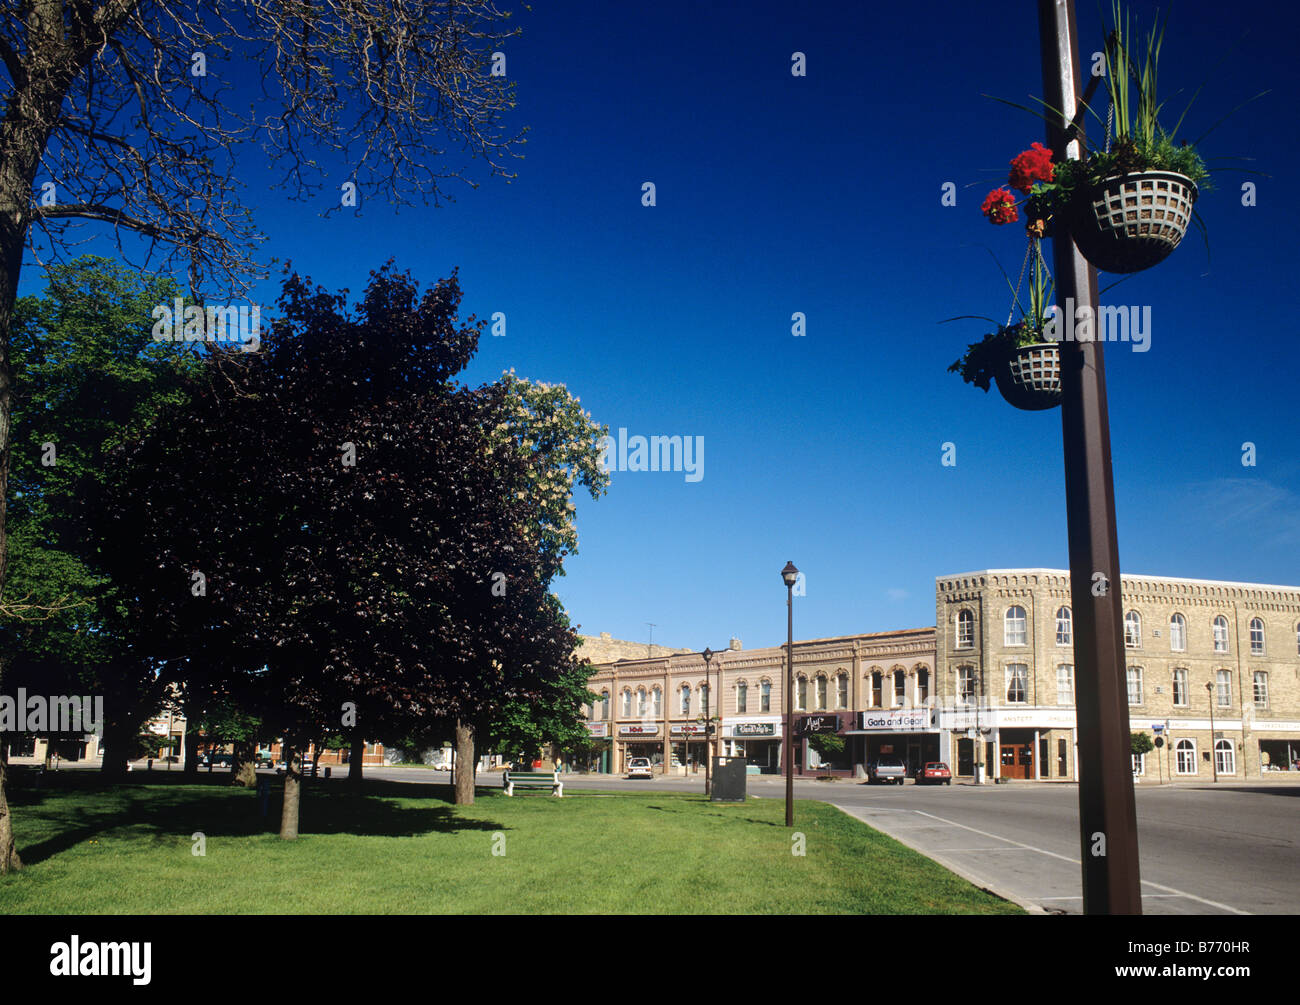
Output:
981 187 1019 225
1008 142 1055 194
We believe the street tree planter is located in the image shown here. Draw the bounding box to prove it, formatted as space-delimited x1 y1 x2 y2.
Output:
1069 171 1198 274
995 342 1062 411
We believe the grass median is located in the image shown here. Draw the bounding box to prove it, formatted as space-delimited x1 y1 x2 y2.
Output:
0 771 1021 914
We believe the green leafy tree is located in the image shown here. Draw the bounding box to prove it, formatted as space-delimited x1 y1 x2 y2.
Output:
1 257 203 868
1131 731 1155 757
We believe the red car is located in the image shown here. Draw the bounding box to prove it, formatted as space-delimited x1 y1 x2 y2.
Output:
917 762 952 785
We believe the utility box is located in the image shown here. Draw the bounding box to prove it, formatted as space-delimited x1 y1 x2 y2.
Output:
711 757 747 802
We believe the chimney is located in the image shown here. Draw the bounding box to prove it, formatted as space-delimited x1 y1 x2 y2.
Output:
729 637 742 651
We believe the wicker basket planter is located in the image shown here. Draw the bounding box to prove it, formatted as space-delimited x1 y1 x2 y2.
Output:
995 342 1061 411
1070 170 1198 274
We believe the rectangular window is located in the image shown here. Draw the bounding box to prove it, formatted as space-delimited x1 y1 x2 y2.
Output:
1253 671 1269 709
760 681 770 712
1131 753 1145 775
1216 670 1231 708
737 683 748 715
1172 668 1188 707
871 674 883 708
916 670 929 704
893 671 906 707
1005 664 1028 704
958 667 975 703
1057 737 1068 777
957 613 973 648
836 674 849 709
815 676 828 711
1250 621 1265 655
1127 667 1144 705
796 678 807 711
1056 665 1074 705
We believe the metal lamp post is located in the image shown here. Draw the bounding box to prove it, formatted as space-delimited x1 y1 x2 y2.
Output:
1206 682 1218 783
781 561 799 827
702 647 714 796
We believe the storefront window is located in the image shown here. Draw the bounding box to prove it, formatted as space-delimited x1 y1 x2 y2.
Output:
1175 738 1196 774
1215 739 1236 775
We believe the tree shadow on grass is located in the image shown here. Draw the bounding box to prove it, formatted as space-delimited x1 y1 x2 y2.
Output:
12 776 505 867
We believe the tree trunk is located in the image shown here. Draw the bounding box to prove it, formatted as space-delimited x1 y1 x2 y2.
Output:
231 739 256 787
279 741 301 840
453 721 475 805
99 720 132 779
183 729 200 776
348 733 364 787
0 731 21 873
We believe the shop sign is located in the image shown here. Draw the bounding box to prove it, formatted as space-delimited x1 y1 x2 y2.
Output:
857 709 929 732
618 725 659 737
670 724 708 735
733 722 776 737
586 723 609 738
799 714 840 734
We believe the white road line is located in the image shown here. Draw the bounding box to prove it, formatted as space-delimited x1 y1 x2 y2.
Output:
909 809 1251 915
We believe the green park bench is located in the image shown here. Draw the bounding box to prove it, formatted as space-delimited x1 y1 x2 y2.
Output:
502 770 563 797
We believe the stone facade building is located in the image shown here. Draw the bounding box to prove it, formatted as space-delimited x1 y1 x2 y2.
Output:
583 568 1300 782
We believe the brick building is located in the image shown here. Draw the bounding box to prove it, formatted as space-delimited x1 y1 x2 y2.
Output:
583 568 1300 781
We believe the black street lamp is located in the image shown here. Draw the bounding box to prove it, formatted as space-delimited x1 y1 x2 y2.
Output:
702 647 714 796
781 561 799 827
1206 681 1218 783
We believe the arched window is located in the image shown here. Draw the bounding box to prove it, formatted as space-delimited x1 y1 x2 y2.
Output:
836 673 849 709
796 676 807 711
651 687 661 717
1296 621 1300 656
1215 739 1236 775
1124 611 1142 648
1169 613 1186 652
893 669 906 706
1175 738 1196 775
1056 607 1072 646
1004 606 1027 646
815 675 828 710
622 689 632 717
700 683 710 717
736 681 748 714
600 691 610 720
957 609 974 648
1250 617 1266 655
680 684 691 715
870 670 883 708
636 688 647 716
760 679 771 712
1212 615 1229 653
916 668 929 703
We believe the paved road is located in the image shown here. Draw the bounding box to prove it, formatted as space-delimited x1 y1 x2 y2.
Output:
371 768 1299 915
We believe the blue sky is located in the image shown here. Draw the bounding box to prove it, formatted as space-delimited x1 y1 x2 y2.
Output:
22 0 1300 651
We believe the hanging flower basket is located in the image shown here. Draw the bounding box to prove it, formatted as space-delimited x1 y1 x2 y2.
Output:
1069 171 1198 274
995 342 1061 411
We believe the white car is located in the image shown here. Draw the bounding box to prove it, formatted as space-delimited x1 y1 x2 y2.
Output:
626 757 653 779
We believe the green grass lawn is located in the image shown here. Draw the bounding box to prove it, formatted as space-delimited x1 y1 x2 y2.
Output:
0 772 1021 914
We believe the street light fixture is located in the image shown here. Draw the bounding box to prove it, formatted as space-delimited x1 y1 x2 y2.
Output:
781 561 799 828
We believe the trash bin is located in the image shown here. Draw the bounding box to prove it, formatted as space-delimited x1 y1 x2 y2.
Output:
711 757 746 802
